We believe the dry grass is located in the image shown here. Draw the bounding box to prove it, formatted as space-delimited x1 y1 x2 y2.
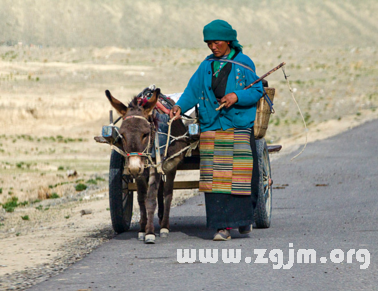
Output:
0 44 377 205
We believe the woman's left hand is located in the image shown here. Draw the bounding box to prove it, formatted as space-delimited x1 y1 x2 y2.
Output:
220 93 238 108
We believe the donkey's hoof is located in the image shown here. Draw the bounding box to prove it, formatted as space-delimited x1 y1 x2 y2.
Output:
138 232 146 241
160 228 169 238
145 234 156 244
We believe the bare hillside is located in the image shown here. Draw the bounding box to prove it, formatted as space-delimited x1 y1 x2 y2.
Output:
1 0 377 48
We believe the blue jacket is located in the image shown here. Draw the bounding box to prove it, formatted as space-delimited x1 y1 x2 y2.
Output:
176 52 263 132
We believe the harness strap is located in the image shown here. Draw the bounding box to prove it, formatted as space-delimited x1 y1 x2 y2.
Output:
110 145 128 158
123 115 150 123
207 58 274 113
262 88 275 114
207 58 256 73
109 108 199 174
154 131 163 174
164 115 178 157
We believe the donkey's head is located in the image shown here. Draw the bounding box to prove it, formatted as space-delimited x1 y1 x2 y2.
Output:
105 89 159 177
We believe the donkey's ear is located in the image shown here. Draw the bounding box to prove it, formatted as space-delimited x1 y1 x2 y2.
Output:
143 88 160 115
105 90 128 116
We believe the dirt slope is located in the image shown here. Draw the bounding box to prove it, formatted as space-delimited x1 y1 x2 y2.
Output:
1 0 377 48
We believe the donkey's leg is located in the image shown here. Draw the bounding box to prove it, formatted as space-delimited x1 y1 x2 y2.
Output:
157 178 165 225
160 167 177 238
145 168 161 243
136 173 148 241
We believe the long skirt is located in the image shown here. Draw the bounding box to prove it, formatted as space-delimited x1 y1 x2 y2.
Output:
199 127 259 229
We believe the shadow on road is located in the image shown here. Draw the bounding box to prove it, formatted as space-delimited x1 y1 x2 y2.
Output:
112 215 255 241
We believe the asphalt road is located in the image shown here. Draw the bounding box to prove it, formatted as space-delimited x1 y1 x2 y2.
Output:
30 119 378 291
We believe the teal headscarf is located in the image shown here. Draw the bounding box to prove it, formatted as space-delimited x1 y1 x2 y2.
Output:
203 20 243 52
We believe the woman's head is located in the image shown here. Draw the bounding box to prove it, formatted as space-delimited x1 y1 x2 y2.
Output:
203 20 243 55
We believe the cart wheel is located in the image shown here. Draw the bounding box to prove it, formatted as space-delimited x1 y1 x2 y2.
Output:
254 138 272 228
109 150 133 233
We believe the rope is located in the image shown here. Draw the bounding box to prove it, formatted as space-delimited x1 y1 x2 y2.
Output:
110 145 128 158
108 107 199 173
157 131 189 147
207 58 256 73
164 115 178 157
282 66 308 161
166 144 192 160
262 88 275 114
162 115 199 164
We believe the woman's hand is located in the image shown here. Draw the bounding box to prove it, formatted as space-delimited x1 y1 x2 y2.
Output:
169 105 182 119
220 93 238 108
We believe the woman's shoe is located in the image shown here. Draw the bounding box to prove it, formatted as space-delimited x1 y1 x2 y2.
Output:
213 229 231 241
238 224 252 234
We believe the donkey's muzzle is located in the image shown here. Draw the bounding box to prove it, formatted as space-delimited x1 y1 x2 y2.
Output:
126 156 144 177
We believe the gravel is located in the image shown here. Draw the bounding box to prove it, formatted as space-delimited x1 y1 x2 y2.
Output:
0 226 115 291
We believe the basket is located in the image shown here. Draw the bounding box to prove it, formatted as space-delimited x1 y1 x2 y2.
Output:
254 87 275 139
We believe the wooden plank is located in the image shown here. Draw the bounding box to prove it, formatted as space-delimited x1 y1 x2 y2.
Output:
127 181 199 191
268 145 282 153
94 136 108 144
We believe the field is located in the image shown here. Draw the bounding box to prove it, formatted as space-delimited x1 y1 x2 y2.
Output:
0 44 377 206
0 0 378 288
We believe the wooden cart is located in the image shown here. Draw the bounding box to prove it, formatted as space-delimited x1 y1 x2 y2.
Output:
101 87 281 233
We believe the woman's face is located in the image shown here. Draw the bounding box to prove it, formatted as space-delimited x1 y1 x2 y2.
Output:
206 41 231 57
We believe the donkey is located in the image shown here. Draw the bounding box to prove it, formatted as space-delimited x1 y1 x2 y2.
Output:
105 88 189 243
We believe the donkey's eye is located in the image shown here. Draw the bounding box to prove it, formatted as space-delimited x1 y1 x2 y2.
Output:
142 133 149 140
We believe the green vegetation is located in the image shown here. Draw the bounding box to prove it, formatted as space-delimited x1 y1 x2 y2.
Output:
1 51 18 61
49 193 60 199
35 204 50 211
1 197 19 212
49 181 70 189
75 183 87 191
0 134 87 144
55 135 85 143
21 215 30 220
86 179 97 185
304 112 312 125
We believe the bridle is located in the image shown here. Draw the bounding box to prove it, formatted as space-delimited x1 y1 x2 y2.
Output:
110 115 155 167
110 111 196 174
122 115 154 157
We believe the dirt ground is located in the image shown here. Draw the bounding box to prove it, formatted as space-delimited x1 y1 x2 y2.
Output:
0 45 377 287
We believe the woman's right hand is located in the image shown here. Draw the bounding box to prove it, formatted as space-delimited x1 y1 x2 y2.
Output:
169 105 182 119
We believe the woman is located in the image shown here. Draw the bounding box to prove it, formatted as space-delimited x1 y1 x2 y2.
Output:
170 19 263 241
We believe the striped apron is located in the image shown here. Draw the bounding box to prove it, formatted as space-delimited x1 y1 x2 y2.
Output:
199 128 253 195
